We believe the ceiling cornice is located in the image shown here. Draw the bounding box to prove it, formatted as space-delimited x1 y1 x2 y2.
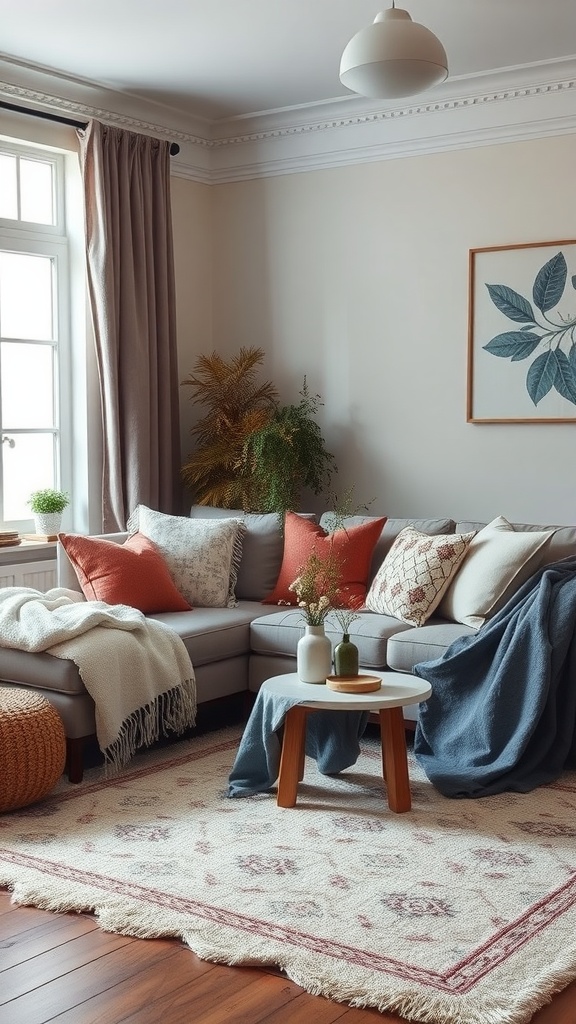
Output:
1 54 575 183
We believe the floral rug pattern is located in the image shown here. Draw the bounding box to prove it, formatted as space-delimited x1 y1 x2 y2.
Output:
1 726 576 1024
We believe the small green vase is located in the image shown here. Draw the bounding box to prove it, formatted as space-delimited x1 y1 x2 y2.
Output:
333 633 359 678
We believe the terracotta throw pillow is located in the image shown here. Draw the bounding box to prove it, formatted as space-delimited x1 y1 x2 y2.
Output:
263 511 386 609
59 532 192 613
365 527 476 626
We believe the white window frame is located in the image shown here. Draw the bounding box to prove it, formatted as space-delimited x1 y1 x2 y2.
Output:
0 142 71 533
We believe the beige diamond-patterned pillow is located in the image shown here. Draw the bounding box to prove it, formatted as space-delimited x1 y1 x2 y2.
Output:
365 527 476 626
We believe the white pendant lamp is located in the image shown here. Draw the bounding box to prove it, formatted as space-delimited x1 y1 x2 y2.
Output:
340 3 448 100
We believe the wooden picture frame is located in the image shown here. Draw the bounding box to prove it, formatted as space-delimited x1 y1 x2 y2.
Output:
467 239 576 423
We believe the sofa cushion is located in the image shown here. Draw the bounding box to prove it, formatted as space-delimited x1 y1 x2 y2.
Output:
127 505 246 608
440 516 555 628
150 602 280 667
386 620 477 674
0 648 88 696
59 532 192 613
365 527 475 626
250 607 412 670
189 506 316 601
263 511 386 609
319 514 456 587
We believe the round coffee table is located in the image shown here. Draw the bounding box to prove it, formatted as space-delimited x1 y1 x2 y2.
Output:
261 672 431 813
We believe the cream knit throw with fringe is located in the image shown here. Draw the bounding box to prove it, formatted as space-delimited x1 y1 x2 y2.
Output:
0 587 196 772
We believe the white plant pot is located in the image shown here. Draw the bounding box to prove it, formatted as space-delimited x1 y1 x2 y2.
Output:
297 625 332 684
33 512 63 536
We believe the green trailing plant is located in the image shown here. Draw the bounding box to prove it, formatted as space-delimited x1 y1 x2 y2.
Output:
181 347 278 508
240 379 336 521
27 488 70 514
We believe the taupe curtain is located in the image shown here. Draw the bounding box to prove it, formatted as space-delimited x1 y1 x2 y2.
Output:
77 120 181 532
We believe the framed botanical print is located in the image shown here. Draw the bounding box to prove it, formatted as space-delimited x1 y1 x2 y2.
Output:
467 239 576 423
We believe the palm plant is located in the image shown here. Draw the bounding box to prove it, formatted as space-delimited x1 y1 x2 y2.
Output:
181 347 277 508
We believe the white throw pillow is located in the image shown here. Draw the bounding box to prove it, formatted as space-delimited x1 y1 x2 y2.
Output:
365 527 476 626
438 515 554 628
127 505 246 608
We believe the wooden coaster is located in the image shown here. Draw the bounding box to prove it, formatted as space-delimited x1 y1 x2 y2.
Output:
326 674 382 694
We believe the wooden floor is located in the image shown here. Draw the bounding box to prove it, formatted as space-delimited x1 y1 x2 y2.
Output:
1 890 575 1023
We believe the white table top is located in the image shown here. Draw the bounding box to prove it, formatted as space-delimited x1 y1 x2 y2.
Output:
262 672 431 712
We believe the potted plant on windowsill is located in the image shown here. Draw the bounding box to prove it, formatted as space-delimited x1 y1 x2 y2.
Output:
27 488 70 537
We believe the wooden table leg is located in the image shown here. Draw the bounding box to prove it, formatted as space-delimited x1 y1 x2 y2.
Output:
277 705 308 807
379 707 411 812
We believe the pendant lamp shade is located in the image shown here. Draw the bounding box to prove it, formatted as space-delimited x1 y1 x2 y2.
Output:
340 7 448 100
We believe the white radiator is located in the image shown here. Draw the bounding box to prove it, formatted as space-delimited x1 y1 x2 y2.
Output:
0 559 57 591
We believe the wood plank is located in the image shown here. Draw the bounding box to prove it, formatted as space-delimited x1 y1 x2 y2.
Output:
259 990 362 1023
0 894 91 942
48 944 215 1024
0 936 175 1024
0 926 135 1004
0 911 100 971
164 971 304 1024
116 961 292 1024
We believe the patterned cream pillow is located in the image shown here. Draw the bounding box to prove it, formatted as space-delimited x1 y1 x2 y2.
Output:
127 505 246 608
366 527 476 626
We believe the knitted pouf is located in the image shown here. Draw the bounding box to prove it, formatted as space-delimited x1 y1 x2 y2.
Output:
0 689 66 812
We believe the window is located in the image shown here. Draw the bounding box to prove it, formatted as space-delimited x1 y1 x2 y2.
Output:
0 143 70 531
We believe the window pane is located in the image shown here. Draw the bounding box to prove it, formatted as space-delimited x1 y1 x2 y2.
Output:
0 252 54 340
1 342 54 428
20 159 55 225
0 155 17 220
2 432 55 521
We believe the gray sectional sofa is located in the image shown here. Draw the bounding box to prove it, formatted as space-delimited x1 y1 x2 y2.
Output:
1 507 574 782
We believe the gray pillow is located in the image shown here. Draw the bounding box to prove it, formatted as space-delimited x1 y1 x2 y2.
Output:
189 507 317 601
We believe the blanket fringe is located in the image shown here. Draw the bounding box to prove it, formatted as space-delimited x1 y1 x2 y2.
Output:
102 677 197 776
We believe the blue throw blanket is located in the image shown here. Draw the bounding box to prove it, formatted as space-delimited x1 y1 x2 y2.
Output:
227 687 368 797
413 556 576 798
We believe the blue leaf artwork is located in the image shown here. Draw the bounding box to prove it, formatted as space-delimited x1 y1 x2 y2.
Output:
483 251 576 406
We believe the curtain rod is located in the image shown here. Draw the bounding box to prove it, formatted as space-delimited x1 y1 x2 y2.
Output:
0 99 180 155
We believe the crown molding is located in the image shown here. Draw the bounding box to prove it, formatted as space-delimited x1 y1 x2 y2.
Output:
1 54 575 183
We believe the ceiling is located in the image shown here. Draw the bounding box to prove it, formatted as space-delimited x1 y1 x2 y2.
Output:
2 0 576 124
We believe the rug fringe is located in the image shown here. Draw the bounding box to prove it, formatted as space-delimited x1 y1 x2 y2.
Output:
2 868 575 1024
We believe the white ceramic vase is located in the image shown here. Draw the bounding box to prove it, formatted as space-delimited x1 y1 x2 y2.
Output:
33 512 63 536
297 625 332 684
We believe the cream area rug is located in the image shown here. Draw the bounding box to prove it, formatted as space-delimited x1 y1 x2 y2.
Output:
1 726 576 1024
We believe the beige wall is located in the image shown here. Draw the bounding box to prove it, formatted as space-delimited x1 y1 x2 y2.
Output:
173 133 576 524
